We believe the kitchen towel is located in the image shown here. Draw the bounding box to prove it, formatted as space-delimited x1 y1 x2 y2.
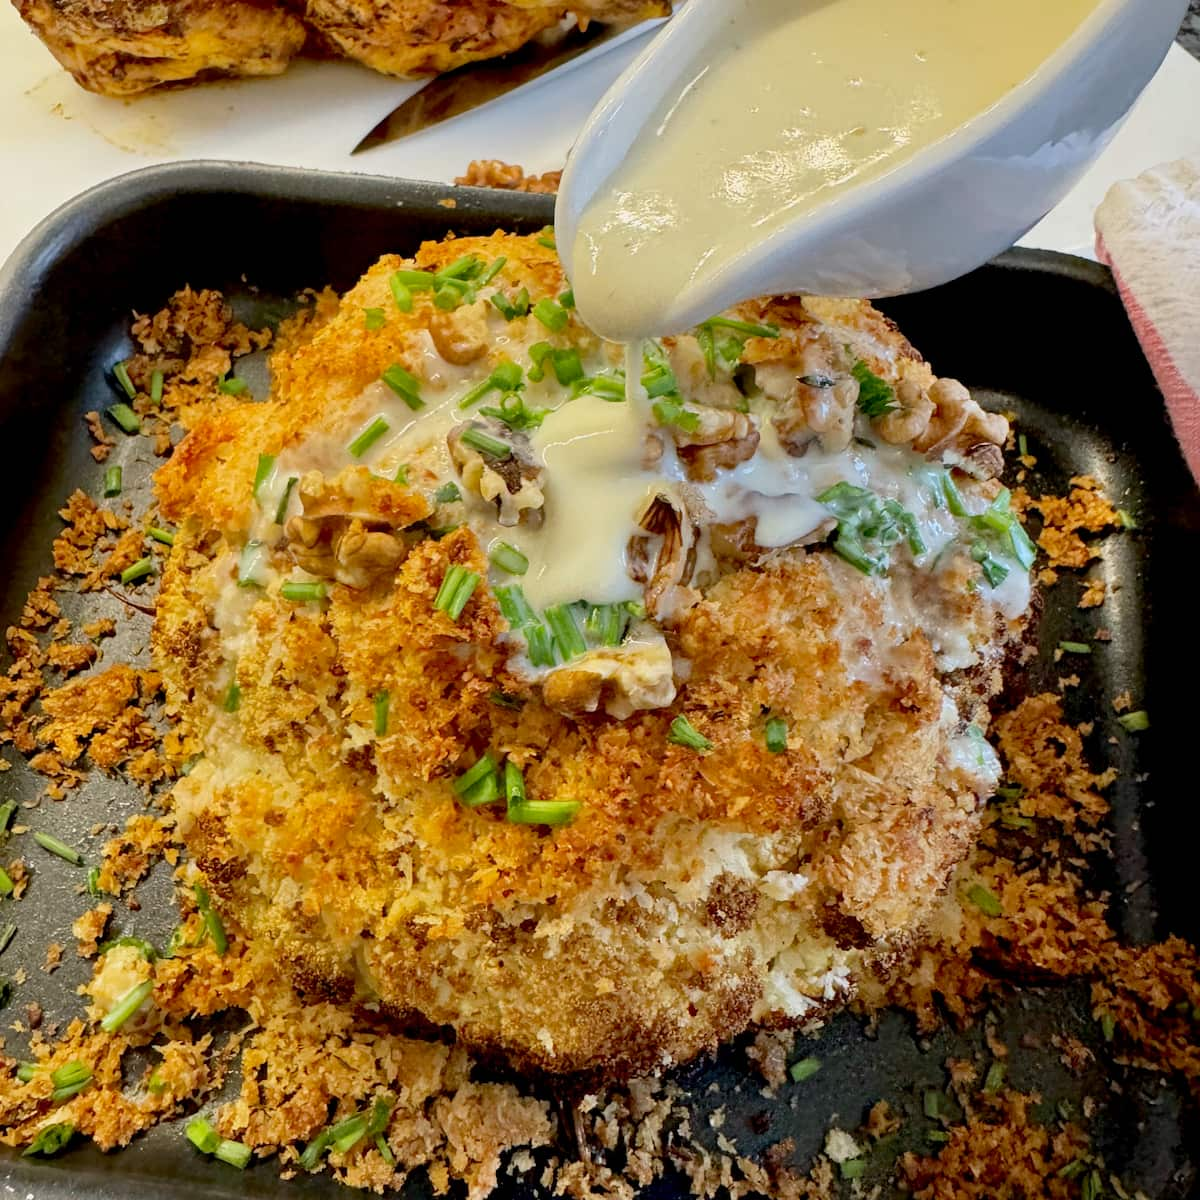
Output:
1095 154 1200 482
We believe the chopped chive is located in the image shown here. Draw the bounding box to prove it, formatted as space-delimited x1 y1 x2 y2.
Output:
0 801 14 834
1116 508 1137 530
274 476 298 526
373 690 390 737
330 1114 368 1154
364 307 386 331
926 1130 951 1144
0 867 13 896
1018 433 1028 457
98 935 156 961
454 753 500 808
789 1057 821 1083
461 426 511 459
23 1122 74 1157
150 370 164 405
966 883 1002 917
0 924 14 956
394 464 410 485
489 541 528 576
16 1061 38 1083
983 1061 1006 1093
50 1061 92 1103
218 376 248 396
479 256 506 286
495 585 537 629
214 1139 252 1169
668 715 713 753
1000 810 1034 831
923 1089 952 1120
531 298 568 332
850 360 896 416
381 364 424 410
652 397 700 433
147 526 175 546
194 884 228 955
375 1134 395 1165
503 761 527 813
544 604 586 661
558 289 575 310
107 403 141 435
1117 710 1149 732
938 470 968 517
700 315 780 339
119 557 154 586
584 603 627 648
1059 641 1092 654
389 274 414 311
186 1117 220 1154
434 482 461 504
300 1128 335 1171
525 623 557 667
1098 1010 1116 1042
86 868 102 894
280 581 326 604
1058 1159 1088 1180
223 680 241 713
489 691 523 710
550 347 584 385
454 754 497 796
490 293 516 320
1008 519 1037 570
366 1097 393 1136
764 716 788 755
1083 1169 1104 1200
33 831 83 866
113 361 137 399
253 453 276 499
348 415 390 458
536 227 556 250
100 978 153 1032
839 1159 866 1180
103 466 122 497
507 798 581 826
433 565 480 621
433 284 462 311
393 269 437 289
438 254 483 281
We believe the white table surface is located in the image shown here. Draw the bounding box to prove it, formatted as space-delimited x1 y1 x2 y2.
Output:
1 2 1199 269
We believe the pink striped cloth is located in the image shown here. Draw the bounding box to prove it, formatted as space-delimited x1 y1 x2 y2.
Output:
1095 155 1200 482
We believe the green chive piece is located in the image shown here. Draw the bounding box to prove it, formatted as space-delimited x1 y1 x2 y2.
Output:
119 557 154 586
495 584 537 629
86 867 101 897
223 680 241 714
0 867 13 896
107 403 141 435
194 884 228 955
668 715 713 753
531 298 568 332
653 396 701 433
536 228 557 250
923 1089 952 1120
489 541 529 576
366 1096 394 1137
186 1117 221 1154
300 1128 335 1171
700 315 780 339
1059 641 1092 654
507 798 581 827
789 1057 821 1083
850 360 896 416
938 470 968 517
490 293 516 320
101 978 153 1032
330 1114 368 1154
489 691 524 710
0 924 15 956
503 761 527 813
434 482 462 504
433 565 480 621
550 348 584 385
218 376 248 396
525 623 557 667
584 603 628 648
967 883 1002 917
33 831 83 866
103 465 122 498
23 1122 74 1157
113 361 137 399
147 527 175 546
454 753 497 795
150 370 164 405
280 581 326 604
214 1139 252 1169
364 307 386 331
253 453 276 500
839 1159 866 1181
0 801 14 834
1082 1169 1104 1200
438 254 483 281
479 256 507 286
389 274 414 311
544 603 587 661
1099 1011 1116 1042
461 426 511 459
98 935 156 961
1018 433 1029 457
433 285 462 311
1058 1159 1088 1180
394 464 410 485
50 1061 92 1103
348 416 390 458
17 1062 38 1083
274 476 298 526
1117 710 1150 732
376 1134 395 1165
983 1061 1006 1093
381 364 424 410
927 1130 951 1144
764 717 788 755
374 691 389 736
558 289 575 310
1116 509 1137 530
454 753 501 808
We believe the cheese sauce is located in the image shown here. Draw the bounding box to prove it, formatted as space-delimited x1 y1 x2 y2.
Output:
570 0 1099 341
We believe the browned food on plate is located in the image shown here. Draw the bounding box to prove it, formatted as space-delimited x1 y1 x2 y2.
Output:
457 160 563 194
13 0 671 96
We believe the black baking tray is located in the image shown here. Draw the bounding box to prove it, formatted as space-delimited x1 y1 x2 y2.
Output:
0 162 1196 1199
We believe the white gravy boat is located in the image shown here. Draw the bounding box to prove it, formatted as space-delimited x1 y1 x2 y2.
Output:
556 0 1189 333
